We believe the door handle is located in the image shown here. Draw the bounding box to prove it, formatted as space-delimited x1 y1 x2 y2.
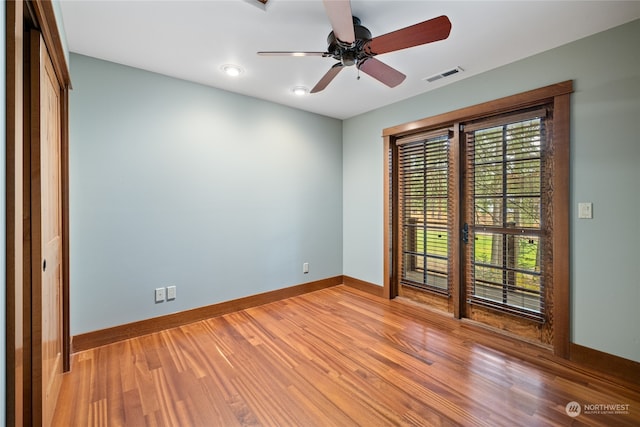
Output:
462 223 469 244
43 258 47 272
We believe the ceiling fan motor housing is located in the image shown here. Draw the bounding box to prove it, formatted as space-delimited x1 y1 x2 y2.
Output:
326 16 372 67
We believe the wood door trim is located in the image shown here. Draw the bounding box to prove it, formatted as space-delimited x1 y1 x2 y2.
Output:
28 29 45 427
60 89 70 371
382 135 396 299
6 1 71 425
450 124 462 318
551 93 571 358
383 81 573 138
6 2 26 426
28 0 71 88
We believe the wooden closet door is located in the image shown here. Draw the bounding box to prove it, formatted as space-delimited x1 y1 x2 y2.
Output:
30 29 64 427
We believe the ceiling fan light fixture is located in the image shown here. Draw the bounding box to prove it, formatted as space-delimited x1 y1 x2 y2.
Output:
221 64 244 77
292 86 309 96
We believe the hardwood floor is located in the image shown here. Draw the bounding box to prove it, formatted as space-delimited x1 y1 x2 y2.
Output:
53 285 640 426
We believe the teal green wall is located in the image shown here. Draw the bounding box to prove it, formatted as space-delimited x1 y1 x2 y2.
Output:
343 19 640 362
69 55 343 334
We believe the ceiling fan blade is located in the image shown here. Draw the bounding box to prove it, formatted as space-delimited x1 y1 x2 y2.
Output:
358 57 406 88
257 51 327 57
365 15 452 56
322 0 355 44
311 63 344 93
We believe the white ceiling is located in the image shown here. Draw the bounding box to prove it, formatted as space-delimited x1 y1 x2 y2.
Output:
59 1 640 120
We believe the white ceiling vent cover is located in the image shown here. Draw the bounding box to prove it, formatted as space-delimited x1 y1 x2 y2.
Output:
423 66 464 83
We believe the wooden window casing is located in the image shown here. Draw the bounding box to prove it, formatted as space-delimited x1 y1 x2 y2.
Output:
383 81 572 357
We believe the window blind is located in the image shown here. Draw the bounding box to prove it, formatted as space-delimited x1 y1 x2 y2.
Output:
464 109 548 321
397 129 451 294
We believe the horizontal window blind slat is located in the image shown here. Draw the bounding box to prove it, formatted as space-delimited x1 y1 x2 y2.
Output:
396 129 451 146
463 107 547 133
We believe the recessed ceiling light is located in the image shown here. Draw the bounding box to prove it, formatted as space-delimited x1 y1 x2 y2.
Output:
292 86 309 96
221 64 244 77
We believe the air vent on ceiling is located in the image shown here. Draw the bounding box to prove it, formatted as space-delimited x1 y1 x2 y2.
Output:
423 66 464 83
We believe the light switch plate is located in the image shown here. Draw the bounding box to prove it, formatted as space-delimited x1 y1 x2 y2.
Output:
578 202 593 219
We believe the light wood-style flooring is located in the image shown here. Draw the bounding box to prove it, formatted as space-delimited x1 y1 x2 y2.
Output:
53 285 640 426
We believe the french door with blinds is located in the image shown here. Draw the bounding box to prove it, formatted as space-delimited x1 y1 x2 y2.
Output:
396 129 453 311
462 108 553 343
385 82 571 354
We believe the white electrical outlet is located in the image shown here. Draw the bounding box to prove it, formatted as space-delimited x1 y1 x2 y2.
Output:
155 287 166 303
303 262 309 274
167 285 176 300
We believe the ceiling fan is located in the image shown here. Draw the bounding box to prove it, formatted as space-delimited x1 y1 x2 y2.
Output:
257 0 452 93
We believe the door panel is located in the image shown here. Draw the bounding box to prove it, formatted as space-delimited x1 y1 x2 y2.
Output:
461 110 552 345
30 29 64 427
395 129 454 313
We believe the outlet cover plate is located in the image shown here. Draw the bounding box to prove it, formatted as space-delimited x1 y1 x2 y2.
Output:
155 287 166 303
